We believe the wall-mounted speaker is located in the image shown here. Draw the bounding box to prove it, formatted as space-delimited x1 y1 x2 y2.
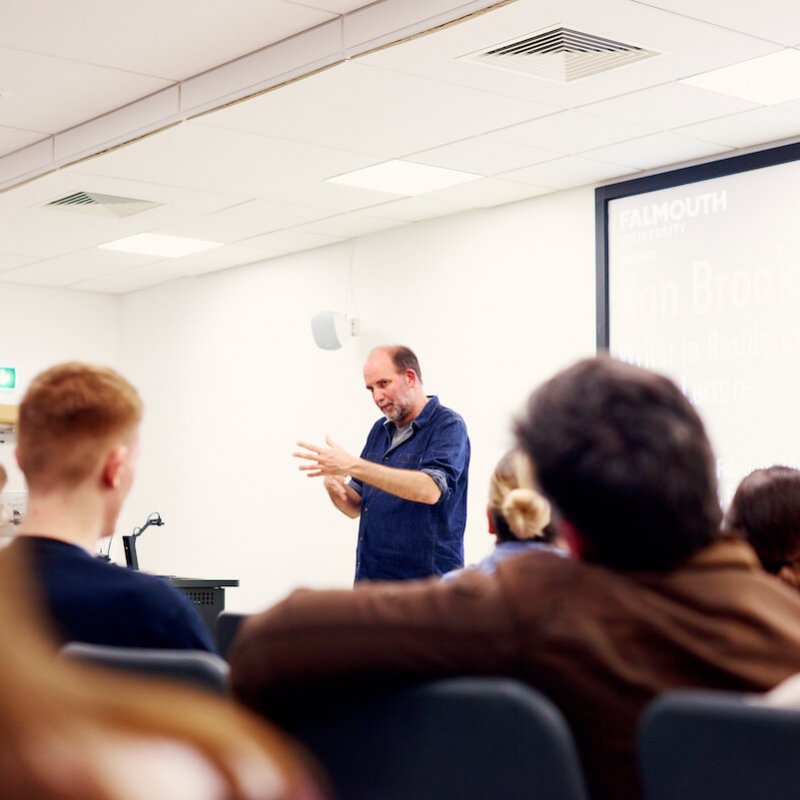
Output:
311 311 358 350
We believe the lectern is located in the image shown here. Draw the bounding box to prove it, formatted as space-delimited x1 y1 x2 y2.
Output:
165 577 240 635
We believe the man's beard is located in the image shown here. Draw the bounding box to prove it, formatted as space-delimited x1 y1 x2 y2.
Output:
384 401 410 423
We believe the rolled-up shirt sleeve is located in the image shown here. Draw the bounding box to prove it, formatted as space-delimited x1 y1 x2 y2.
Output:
417 417 469 502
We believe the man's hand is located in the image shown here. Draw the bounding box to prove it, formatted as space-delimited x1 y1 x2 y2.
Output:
294 436 358 477
323 475 350 502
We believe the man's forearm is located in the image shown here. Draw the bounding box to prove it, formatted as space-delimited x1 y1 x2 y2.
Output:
349 459 441 504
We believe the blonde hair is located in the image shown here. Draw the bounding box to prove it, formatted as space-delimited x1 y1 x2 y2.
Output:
17 362 143 492
489 450 551 541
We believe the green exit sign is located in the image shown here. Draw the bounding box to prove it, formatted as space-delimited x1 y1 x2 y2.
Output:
0 368 16 390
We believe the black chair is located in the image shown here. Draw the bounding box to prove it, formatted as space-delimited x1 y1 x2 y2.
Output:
286 677 589 800
216 611 248 660
61 642 229 695
640 688 800 800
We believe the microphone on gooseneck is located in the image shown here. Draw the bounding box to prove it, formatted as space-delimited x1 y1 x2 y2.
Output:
135 512 165 536
102 512 165 565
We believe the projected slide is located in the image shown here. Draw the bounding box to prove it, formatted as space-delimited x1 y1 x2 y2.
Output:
606 157 800 503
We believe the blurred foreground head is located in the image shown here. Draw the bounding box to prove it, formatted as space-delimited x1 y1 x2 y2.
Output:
515 356 722 571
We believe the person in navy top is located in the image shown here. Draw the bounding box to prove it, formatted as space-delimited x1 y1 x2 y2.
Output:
295 345 470 581
11 362 213 652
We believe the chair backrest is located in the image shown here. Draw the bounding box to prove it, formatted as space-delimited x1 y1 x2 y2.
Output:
640 688 800 800
216 611 248 660
287 677 589 800
61 642 229 695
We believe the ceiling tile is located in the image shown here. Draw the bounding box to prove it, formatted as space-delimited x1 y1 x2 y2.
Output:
70 123 382 197
633 0 800 47
0 253 37 273
258 180 405 212
238 228 344 257
583 132 733 169
0 266 74 288
10 248 159 286
500 156 637 190
361 177 554 222
674 107 800 149
160 199 338 242
488 110 655 154
772 97 800 117
0 207 154 259
581 82 760 130
158 244 268 276
294 213 406 238
194 60 558 157
0 127 47 158
71 262 190 294
405 136 561 175
0 0 338 80
0 47 172 133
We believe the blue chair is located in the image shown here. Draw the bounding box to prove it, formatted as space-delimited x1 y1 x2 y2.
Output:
61 641 229 695
216 611 248 660
640 688 800 800
287 677 589 800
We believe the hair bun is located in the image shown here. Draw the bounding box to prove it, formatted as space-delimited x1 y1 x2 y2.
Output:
501 488 551 540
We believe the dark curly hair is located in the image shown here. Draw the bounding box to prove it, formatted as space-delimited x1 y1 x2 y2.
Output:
514 356 722 571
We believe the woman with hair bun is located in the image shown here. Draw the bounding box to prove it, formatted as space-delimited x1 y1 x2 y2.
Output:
444 450 564 580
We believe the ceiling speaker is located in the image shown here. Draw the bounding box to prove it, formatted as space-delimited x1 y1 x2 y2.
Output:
311 311 356 350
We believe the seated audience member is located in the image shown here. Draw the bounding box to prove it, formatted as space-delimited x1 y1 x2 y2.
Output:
9 362 213 651
726 466 800 589
0 544 322 800
229 356 800 800
443 449 562 580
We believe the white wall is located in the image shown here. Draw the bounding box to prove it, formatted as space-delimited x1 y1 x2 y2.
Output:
119 185 597 611
0 284 120 491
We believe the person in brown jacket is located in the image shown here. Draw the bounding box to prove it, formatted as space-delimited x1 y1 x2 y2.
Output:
230 356 800 800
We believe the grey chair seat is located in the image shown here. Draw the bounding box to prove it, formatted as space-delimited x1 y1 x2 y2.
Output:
285 676 589 800
60 641 229 695
640 688 800 800
216 610 248 660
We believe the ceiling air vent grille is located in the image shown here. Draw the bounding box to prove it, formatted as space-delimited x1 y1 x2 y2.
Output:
44 191 161 218
462 27 658 82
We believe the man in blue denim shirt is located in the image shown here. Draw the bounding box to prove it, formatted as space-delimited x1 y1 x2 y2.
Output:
295 346 470 581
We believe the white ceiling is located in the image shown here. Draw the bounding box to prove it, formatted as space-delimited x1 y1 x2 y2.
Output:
2 0 800 293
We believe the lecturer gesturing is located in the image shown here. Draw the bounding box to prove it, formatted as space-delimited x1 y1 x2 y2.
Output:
295 345 470 582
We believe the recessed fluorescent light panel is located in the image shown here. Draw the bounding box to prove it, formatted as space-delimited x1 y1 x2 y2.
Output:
327 160 481 195
680 49 800 105
98 233 223 258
